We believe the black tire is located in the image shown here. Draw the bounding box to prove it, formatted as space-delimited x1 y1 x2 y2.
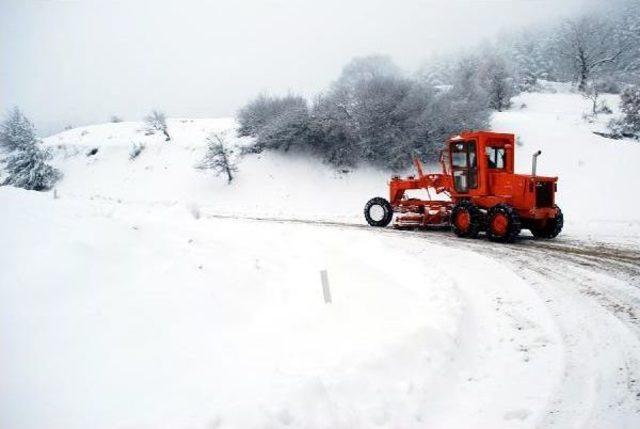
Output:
451 200 482 238
530 206 564 239
364 197 393 227
486 204 521 243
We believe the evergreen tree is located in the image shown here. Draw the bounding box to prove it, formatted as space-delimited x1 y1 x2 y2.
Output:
0 108 61 191
2 143 61 191
0 107 37 153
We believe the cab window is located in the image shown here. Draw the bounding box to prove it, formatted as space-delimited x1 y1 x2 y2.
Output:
451 141 477 193
485 146 506 169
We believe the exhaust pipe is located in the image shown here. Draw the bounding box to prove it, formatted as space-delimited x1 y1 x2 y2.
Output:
532 150 542 177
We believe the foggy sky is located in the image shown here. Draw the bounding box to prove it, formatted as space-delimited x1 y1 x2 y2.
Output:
1 0 607 136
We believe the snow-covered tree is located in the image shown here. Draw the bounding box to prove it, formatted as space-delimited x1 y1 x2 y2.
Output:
0 107 38 153
480 56 514 112
506 30 555 91
2 144 61 191
582 83 604 116
197 132 237 183
615 0 640 81
144 110 171 141
609 85 640 139
0 108 61 191
555 15 630 91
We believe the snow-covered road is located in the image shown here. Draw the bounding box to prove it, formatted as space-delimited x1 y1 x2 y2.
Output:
2 189 639 429
206 212 640 427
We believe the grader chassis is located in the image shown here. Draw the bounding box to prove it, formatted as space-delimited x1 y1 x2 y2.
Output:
364 131 563 242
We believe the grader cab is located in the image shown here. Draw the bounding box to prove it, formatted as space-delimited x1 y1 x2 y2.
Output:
364 131 563 242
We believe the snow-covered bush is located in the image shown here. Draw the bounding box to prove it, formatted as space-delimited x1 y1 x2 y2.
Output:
595 78 621 94
609 86 640 139
252 105 311 154
582 83 612 117
129 143 145 160
197 132 238 184
237 94 308 138
238 55 490 170
144 110 171 141
110 115 123 123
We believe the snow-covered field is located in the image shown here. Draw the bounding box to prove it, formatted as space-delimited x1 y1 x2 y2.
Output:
2 87 640 428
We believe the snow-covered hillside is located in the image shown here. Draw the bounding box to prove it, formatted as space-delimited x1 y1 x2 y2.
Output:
2 87 640 429
493 84 640 242
40 86 640 244
42 117 390 224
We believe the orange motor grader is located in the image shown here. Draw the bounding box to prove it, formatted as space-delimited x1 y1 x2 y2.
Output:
364 131 563 242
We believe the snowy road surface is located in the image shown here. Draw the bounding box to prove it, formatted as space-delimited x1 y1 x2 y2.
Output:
1 189 640 428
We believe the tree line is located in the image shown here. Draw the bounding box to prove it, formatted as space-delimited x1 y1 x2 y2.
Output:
237 55 492 170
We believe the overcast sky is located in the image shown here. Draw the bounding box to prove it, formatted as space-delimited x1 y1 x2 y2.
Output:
1 0 606 136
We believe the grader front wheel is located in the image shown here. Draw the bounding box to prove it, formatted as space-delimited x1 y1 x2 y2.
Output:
364 197 393 227
451 201 481 238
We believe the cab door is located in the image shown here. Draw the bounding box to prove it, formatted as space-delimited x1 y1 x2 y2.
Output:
450 140 478 194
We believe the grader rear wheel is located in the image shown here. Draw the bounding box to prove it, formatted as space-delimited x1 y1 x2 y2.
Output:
530 205 564 239
487 204 521 243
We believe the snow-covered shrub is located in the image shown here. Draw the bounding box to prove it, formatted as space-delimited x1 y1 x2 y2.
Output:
595 78 621 94
237 55 490 170
582 83 614 118
599 103 613 114
144 110 171 141
252 105 311 153
187 202 201 220
110 115 123 123
237 94 308 138
129 143 145 160
608 86 640 139
197 132 238 184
